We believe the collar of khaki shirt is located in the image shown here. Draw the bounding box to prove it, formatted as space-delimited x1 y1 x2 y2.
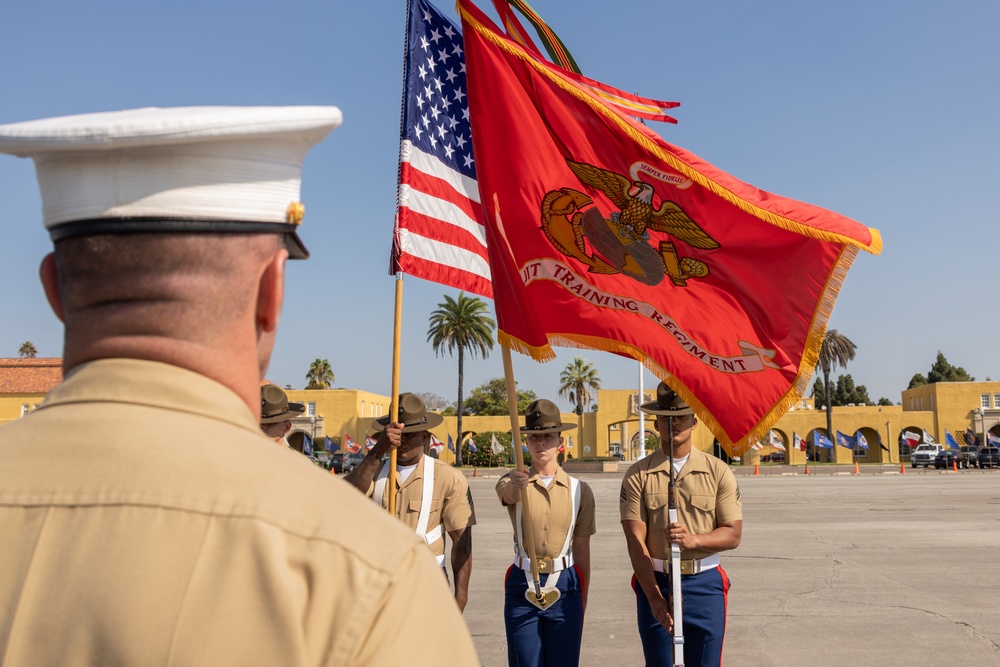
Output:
38 358 260 435
643 445 711 480
526 465 571 489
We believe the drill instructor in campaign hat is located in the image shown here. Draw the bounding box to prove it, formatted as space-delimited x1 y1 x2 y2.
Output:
0 106 477 666
496 399 595 667
344 392 476 612
260 383 306 448
620 382 742 667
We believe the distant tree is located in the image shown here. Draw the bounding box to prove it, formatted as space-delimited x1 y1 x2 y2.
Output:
427 293 495 466
812 378 826 408
908 373 928 389
305 358 334 389
816 329 856 451
927 351 974 383
558 357 602 416
18 341 37 358
877 397 894 406
463 378 536 416
415 392 449 411
832 374 874 406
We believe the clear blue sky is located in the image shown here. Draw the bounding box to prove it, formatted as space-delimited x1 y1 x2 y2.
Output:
2 0 997 413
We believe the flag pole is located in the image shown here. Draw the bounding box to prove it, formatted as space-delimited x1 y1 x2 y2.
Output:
502 344 543 599
667 416 685 666
387 272 404 516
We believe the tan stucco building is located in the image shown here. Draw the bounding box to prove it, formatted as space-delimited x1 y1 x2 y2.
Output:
4 357 999 466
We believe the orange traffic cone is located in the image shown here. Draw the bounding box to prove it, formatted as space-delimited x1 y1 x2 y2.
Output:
804 462 810 475
853 461 860 475
952 460 959 472
473 467 478 477
753 462 760 475
900 462 906 474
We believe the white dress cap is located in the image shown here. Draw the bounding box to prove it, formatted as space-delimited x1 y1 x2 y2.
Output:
0 106 343 259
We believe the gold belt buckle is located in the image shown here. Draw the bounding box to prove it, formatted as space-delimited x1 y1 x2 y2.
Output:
680 559 695 576
536 558 553 574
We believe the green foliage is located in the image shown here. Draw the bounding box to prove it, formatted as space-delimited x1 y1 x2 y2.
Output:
305 358 334 389
812 378 826 407
558 357 602 415
928 351 974 383
463 378 537 416
908 373 928 389
877 397 894 406
461 431 529 468
832 374 874 406
18 341 37 358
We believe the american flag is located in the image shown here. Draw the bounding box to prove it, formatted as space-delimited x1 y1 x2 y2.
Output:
392 0 491 298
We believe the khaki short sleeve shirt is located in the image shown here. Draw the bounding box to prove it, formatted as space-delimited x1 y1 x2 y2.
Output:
496 467 596 559
620 446 742 560
372 456 476 558
0 359 479 667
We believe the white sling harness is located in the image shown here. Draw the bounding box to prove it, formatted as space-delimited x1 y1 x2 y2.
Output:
514 474 580 591
374 458 445 566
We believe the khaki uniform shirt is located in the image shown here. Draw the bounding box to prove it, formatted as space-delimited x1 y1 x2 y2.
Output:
620 446 742 560
0 359 479 667
368 455 476 559
496 467 596 559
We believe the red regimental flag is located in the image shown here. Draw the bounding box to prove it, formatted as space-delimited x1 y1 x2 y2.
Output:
459 0 882 456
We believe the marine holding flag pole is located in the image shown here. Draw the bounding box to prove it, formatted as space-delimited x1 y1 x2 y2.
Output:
502 346 545 605
666 417 685 666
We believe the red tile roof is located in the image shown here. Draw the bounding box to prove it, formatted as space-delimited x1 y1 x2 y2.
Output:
0 358 64 394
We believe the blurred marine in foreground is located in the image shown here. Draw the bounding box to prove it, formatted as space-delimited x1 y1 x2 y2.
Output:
0 106 478 666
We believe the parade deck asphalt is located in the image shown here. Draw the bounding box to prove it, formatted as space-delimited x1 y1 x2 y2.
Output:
457 465 1000 666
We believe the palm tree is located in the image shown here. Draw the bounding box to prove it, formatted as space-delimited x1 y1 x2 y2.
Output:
558 357 602 415
18 341 37 358
427 293 495 466
816 329 856 460
306 358 334 389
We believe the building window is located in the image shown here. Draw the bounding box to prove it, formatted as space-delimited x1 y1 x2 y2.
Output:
21 404 30 417
982 394 991 409
361 401 365 417
307 402 316 417
994 394 1000 408
928 395 933 410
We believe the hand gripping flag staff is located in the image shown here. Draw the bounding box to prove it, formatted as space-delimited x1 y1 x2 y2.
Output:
458 0 882 458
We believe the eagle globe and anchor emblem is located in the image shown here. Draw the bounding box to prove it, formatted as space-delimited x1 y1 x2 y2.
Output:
540 160 719 286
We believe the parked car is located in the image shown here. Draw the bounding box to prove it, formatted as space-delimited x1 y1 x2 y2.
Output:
911 443 945 468
767 451 786 463
977 447 1000 469
959 445 980 469
329 451 365 474
933 449 960 469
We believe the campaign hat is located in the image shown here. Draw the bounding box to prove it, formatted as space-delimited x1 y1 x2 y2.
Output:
639 382 696 417
260 384 306 424
521 399 576 434
0 106 342 259
372 393 444 433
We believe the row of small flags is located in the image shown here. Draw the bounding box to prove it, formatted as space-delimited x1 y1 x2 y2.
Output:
757 429 890 452
756 428 1000 453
